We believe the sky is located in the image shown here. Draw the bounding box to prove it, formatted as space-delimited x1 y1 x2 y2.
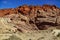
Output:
0 0 60 9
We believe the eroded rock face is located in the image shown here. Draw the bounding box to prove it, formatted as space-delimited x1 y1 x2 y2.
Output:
0 5 60 32
0 8 18 17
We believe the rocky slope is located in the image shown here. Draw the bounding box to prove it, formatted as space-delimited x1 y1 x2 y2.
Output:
0 5 60 40
0 5 60 32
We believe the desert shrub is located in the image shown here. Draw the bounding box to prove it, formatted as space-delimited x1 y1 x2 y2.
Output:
3 35 22 40
57 33 60 37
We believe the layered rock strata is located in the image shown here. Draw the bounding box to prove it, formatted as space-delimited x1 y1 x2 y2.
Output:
0 5 60 32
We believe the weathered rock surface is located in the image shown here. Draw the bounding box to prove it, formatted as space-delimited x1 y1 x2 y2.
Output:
0 5 60 32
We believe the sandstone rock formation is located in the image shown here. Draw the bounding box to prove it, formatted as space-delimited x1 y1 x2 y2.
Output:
0 5 60 32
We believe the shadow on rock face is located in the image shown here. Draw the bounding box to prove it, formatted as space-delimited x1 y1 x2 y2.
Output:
35 22 58 30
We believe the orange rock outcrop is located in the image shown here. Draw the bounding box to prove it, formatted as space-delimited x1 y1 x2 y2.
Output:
0 5 59 17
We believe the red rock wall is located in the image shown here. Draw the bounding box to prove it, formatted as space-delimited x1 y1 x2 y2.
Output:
0 5 60 17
